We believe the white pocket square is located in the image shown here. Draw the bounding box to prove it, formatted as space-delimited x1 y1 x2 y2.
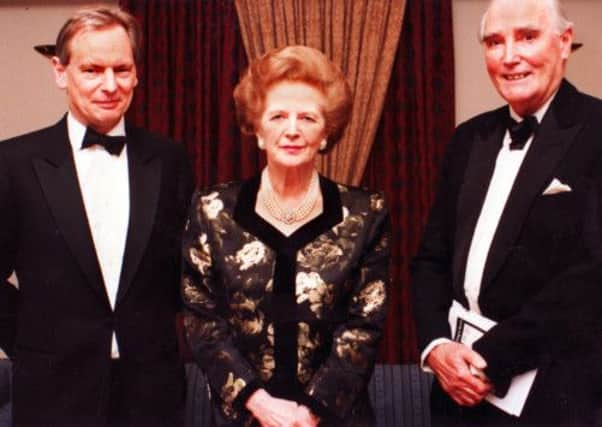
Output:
542 178 572 195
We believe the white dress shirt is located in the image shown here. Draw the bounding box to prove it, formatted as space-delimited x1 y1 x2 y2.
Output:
421 95 555 369
67 113 130 358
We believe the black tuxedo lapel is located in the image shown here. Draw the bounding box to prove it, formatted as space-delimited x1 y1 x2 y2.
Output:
482 80 586 289
116 126 162 304
32 118 109 306
453 109 507 297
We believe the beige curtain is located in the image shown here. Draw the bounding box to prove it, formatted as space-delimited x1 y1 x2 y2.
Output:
235 0 406 185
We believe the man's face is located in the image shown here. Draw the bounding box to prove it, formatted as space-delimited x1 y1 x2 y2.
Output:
53 25 138 133
482 0 572 116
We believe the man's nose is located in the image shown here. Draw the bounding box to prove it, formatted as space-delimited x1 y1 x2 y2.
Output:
101 69 117 92
503 41 519 64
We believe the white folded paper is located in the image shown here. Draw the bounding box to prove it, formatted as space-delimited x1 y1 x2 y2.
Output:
448 300 537 417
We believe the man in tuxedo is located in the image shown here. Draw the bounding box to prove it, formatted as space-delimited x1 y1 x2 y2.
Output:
412 0 602 425
0 6 193 426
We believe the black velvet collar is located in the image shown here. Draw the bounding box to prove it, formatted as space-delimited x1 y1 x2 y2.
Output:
233 174 343 253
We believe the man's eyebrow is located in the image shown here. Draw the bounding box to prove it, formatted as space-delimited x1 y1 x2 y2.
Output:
482 32 501 41
482 25 540 40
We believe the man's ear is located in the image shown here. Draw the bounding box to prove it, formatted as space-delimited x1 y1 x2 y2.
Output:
559 26 574 60
51 56 68 89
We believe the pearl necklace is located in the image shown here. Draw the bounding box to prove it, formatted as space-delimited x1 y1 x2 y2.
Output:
259 169 320 225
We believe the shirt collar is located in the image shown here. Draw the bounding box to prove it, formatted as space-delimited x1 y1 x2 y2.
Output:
508 89 557 124
67 112 126 153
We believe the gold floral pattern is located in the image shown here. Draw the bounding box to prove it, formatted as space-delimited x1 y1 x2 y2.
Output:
335 329 374 368
332 206 365 239
229 291 264 335
182 275 214 308
250 344 275 382
353 280 386 317
375 233 389 253
188 233 212 274
246 323 275 381
342 206 350 220
297 237 344 270
267 323 274 345
230 240 266 271
182 314 220 344
332 206 349 235
229 291 257 312
200 191 224 219
220 372 247 418
369 193 385 212
295 272 334 318
297 322 321 384
231 312 264 335
181 180 390 423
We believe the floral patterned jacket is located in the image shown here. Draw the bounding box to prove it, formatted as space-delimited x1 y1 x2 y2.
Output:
181 175 390 426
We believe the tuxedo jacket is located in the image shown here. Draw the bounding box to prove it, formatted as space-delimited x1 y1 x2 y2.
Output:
0 281 17 355
0 116 194 426
412 80 602 425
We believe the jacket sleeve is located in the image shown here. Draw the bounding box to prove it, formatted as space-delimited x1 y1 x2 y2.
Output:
410 130 463 353
302 194 390 420
0 282 17 358
180 190 260 420
0 149 18 358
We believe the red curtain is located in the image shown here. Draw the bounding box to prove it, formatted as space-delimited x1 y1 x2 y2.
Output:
121 0 454 364
120 0 260 188
363 0 455 363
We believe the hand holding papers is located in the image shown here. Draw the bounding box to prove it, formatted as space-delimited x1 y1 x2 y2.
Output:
448 301 537 417
427 341 492 406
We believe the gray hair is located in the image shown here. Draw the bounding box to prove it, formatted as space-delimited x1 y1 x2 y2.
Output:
478 0 573 42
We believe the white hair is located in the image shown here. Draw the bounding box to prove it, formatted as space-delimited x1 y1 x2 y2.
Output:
478 0 573 42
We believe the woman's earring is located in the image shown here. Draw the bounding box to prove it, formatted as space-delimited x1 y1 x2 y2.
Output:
319 139 328 152
257 137 265 150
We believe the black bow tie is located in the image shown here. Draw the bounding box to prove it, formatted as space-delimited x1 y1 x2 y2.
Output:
507 115 538 150
81 127 127 156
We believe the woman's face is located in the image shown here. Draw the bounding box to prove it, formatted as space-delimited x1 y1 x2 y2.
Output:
256 81 327 170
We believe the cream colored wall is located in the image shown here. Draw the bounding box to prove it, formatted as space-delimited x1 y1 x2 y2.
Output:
0 0 117 141
453 0 602 124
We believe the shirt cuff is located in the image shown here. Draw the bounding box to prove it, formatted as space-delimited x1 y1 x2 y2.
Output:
420 338 453 373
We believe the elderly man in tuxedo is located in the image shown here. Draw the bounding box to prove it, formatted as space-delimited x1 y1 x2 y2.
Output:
0 6 193 427
412 0 602 425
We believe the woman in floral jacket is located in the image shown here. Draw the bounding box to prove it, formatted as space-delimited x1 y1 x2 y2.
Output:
181 45 390 427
